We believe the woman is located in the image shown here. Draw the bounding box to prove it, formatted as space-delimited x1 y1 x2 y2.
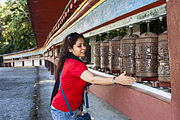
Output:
50 32 136 120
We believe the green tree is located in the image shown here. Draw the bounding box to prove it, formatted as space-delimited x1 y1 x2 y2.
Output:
0 0 36 55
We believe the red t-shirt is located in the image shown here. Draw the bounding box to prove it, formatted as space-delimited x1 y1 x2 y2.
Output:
52 58 88 112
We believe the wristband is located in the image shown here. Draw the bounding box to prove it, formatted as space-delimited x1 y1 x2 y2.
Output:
112 77 116 84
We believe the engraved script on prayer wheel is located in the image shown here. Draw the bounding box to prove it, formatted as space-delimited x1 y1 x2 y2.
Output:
158 31 170 82
94 41 101 69
122 27 139 75
135 32 158 77
109 36 122 71
100 39 109 69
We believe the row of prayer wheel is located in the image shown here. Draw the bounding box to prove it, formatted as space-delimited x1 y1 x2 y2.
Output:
94 26 170 82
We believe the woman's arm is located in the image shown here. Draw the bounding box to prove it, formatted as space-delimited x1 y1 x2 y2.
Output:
80 70 136 85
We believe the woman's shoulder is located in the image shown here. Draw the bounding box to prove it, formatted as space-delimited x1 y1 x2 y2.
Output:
65 58 88 75
66 58 83 64
65 58 86 67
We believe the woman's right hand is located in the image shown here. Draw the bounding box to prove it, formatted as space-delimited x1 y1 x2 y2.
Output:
115 71 136 85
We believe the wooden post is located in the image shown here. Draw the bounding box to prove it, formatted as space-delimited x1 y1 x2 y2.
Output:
32 55 34 66
22 57 24 66
12 58 14 67
44 52 46 67
167 1 180 120
53 45 56 75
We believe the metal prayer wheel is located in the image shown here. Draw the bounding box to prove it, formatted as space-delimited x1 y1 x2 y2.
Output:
158 31 170 82
136 30 158 77
100 39 110 70
94 41 101 69
81 44 91 64
109 36 123 71
121 27 139 75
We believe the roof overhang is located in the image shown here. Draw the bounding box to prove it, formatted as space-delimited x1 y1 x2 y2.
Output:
27 0 70 48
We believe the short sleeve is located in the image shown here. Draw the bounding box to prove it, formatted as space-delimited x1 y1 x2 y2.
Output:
70 62 88 78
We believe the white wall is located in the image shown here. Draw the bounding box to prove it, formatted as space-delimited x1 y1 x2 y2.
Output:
15 61 22 67
42 60 45 66
34 59 39 66
24 60 32 66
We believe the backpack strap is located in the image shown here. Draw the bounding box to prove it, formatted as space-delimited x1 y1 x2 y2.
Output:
59 69 74 116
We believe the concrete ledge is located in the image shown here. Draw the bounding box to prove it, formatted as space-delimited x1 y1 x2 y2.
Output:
89 68 171 120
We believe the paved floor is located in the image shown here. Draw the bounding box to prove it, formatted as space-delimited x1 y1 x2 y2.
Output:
0 67 36 120
0 66 130 120
38 66 54 120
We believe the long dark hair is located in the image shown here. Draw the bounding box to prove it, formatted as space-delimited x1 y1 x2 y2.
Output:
55 32 84 81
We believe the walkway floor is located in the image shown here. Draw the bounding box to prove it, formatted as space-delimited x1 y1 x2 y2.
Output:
0 66 130 120
0 67 36 120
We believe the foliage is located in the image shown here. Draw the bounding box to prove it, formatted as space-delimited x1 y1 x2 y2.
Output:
96 28 127 41
0 0 36 55
140 17 167 35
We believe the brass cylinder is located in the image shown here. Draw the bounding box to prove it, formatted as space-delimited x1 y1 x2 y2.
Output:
135 32 158 77
81 44 91 64
122 28 139 75
100 39 109 69
158 31 170 82
94 41 101 68
109 36 122 71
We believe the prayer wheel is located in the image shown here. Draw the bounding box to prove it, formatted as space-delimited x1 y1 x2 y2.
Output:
158 31 170 82
81 44 91 64
109 36 123 71
121 27 139 75
135 30 158 77
94 41 101 69
100 39 109 70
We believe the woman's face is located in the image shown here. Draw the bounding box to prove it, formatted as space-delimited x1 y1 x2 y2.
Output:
69 37 86 57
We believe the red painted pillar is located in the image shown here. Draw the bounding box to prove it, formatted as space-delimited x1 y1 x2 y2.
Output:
32 55 34 66
47 49 49 58
47 50 50 71
22 57 24 66
44 52 46 67
167 1 180 120
53 45 56 75
12 58 14 67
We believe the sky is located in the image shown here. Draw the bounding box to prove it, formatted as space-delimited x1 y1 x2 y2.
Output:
0 0 7 4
